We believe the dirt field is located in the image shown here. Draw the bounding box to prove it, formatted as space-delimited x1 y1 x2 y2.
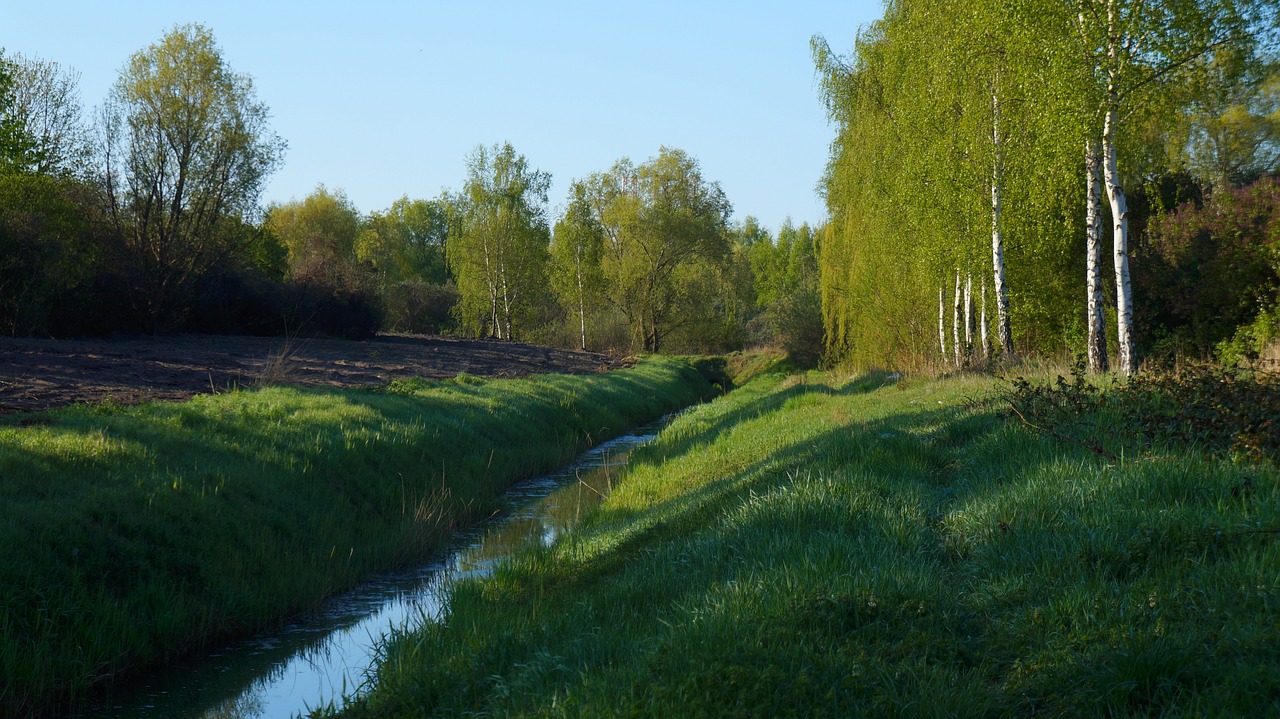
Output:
0 334 624 414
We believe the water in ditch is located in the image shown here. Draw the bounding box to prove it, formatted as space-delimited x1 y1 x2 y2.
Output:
76 421 661 719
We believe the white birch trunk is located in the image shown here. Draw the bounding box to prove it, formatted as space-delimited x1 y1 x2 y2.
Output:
1102 73 1134 373
481 233 501 339
577 272 587 351
980 277 990 359
1085 138 1110 373
991 84 1013 358
953 270 962 367
939 286 947 361
964 273 974 363
497 241 513 341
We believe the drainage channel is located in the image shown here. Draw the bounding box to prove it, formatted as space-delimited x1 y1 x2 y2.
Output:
77 420 663 719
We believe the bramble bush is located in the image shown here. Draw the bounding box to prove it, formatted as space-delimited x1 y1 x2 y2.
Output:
1004 358 1280 464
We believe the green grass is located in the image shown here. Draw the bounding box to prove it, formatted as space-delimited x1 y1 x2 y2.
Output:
0 357 714 717
336 369 1280 718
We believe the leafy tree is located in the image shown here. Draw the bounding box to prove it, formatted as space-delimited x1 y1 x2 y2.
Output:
4 53 90 176
266 185 362 283
812 0 1277 373
1069 0 1273 373
1174 50 1280 188
0 50 31 166
446 142 552 340
357 195 455 334
0 170 101 335
358 196 451 285
737 216 779 307
263 186 382 337
589 148 733 353
101 24 284 331
550 180 607 350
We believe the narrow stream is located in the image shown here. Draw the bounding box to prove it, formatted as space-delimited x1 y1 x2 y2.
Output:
77 420 663 719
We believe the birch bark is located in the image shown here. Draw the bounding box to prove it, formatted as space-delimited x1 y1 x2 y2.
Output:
1085 138 1110 372
990 84 1013 358
964 273 974 363
953 270 963 367
939 286 948 361
1102 101 1134 374
981 277 991 359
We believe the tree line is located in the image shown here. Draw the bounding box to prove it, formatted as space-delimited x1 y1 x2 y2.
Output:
814 0 1279 373
0 24 821 359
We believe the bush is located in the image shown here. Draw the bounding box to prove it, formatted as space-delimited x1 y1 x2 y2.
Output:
1140 176 1280 357
380 280 458 335
1004 359 1280 464
286 255 383 340
186 268 292 336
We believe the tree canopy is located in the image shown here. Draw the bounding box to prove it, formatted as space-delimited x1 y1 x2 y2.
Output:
814 0 1279 372
102 24 284 330
447 142 552 341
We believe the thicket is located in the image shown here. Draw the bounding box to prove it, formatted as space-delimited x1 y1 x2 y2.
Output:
1005 358 1280 464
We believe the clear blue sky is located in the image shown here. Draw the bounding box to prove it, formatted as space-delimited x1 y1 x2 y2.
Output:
4 1 882 233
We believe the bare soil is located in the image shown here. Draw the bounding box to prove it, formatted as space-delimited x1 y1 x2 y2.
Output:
0 333 625 414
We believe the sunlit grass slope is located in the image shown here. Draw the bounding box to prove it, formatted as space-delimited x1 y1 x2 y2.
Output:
0 357 713 717
343 370 1279 718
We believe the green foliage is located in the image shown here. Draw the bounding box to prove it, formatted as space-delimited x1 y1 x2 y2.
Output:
268 185 363 276
1171 49 1280 187
3 52 91 176
0 51 36 168
580 147 734 353
447 142 552 341
737 218 825 366
0 358 712 716
0 169 99 335
549 180 607 349
102 24 284 332
359 196 451 286
340 369 1278 717
263 186 383 338
1141 176 1280 357
813 1 1088 370
813 1 1277 372
1218 302 1280 365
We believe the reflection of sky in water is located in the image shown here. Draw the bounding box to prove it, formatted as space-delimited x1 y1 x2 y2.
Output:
75 426 658 719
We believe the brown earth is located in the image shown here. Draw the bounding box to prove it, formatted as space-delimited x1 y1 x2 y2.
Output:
0 333 625 414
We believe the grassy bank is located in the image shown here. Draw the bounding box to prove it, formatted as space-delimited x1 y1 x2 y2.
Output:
338 369 1279 717
0 357 714 717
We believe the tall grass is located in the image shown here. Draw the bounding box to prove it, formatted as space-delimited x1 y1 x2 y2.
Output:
338 368 1279 717
0 357 713 717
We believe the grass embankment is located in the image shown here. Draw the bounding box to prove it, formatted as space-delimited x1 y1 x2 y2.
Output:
339 369 1279 717
0 357 715 717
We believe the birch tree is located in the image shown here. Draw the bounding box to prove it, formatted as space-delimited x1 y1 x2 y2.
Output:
550 180 606 350
1084 137 1110 371
0 51 32 167
1072 0 1268 373
446 142 551 340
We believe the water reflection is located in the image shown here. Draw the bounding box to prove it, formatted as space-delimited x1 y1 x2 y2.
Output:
76 426 657 719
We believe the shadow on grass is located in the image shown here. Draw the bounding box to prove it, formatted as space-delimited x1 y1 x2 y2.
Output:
439 379 1278 716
